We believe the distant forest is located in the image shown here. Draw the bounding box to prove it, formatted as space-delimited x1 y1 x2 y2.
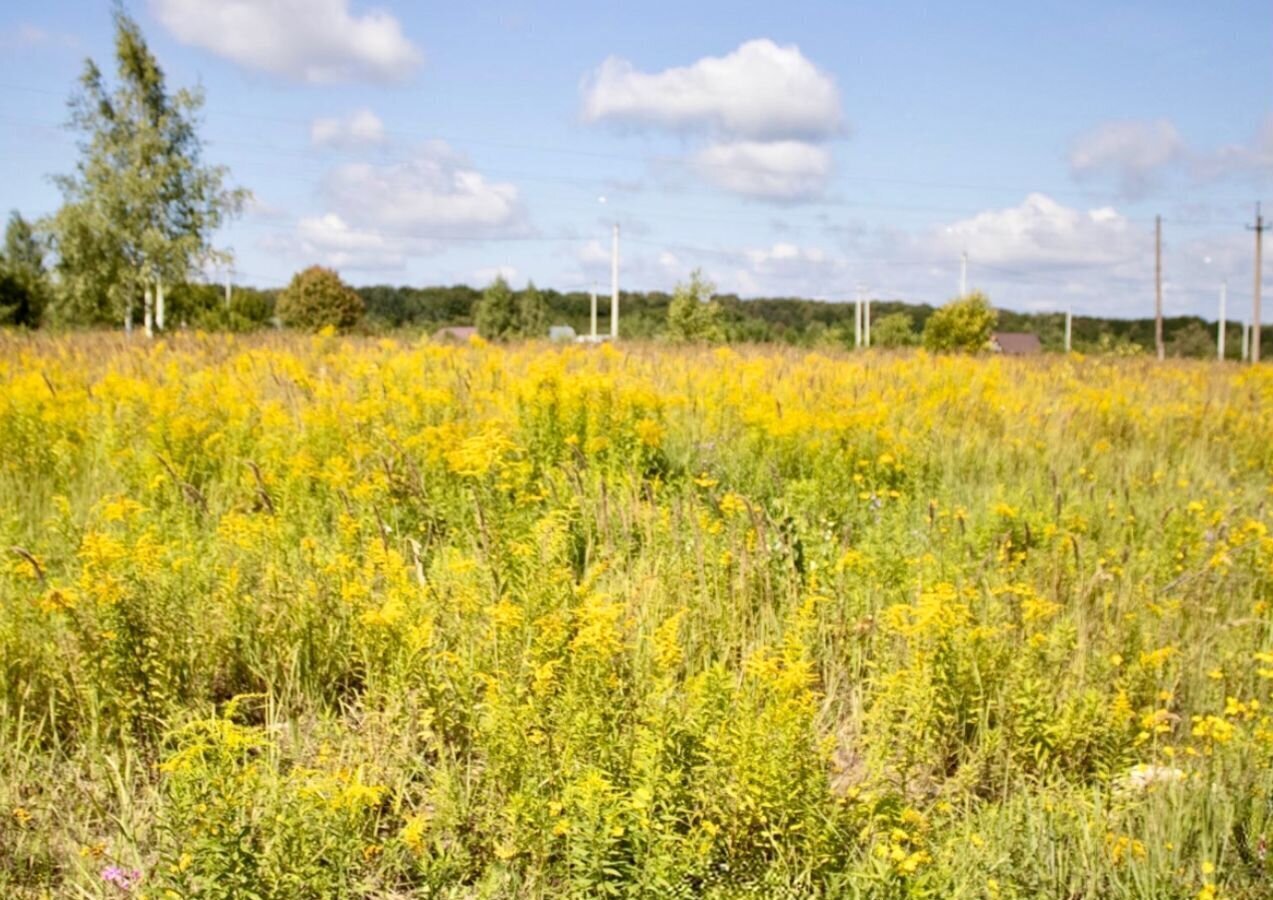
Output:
168 280 1267 358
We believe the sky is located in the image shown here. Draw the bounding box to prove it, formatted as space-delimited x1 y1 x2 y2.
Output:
0 1 1269 319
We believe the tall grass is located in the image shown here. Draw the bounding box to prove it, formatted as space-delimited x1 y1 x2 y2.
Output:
1 331 1271 897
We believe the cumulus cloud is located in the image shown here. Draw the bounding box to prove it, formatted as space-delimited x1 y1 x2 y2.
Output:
581 39 842 140
694 140 832 200
1069 119 1184 197
321 141 527 238
937 193 1136 268
310 109 387 148
291 214 406 270
267 142 529 271
149 0 422 84
581 39 843 201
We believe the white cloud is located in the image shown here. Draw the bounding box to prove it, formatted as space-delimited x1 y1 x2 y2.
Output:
1069 119 1184 197
576 239 611 267
1207 114 1273 180
582 39 841 140
291 213 405 270
310 109 386 148
149 0 422 84
1069 116 1273 195
265 142 529 272
937 193 1136 268
321 141 527 237
694 140 832 200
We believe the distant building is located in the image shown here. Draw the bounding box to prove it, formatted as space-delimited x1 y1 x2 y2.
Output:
432 326 478 343
990 332 1042 355
549 324 577 342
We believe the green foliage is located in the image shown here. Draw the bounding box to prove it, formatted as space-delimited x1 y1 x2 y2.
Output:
666 269 724 343
1168 321 1216 359
871 311 917 348
518 280 548 338
275 266 363 331
922 291 998 353
475 275 519 339
44 8 246 329
0 212 49 328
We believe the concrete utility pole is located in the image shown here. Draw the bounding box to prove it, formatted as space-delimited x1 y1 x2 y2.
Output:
589 284 598 339
610 223 620 340
1218 281 1227 361
960 251 968 297
1065 306 1072 353
1155 215 1164 361
1249 203 1265 364
854 284 863 347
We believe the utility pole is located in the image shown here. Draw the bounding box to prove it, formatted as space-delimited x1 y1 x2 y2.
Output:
1155 215 1164 361
864 292 872 347
1218 280 1227 361
960 251 968 297
1065 305 1072 353
1249 203 1265 364
854 284 863 347
590 283 597 339
610 223 620 340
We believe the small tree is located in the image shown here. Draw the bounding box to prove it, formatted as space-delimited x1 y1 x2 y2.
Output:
46 8 246 333
475 275 518 340
871 311 916 348
666 269 723 343
0 212 49 327
518 280 547 338
276 266 363 331
1167 321 1214 359
922 291 997 353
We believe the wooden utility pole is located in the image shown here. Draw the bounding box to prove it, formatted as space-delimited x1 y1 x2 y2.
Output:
1155 215 1164 361
1249 203 1265 364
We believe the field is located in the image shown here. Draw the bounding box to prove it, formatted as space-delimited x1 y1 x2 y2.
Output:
2 332 1273 898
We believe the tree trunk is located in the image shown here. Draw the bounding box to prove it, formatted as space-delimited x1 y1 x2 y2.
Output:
125 296 134 335
144 283 154 339
156 278 165 332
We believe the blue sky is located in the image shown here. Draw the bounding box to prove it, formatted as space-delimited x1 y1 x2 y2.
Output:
0 1 1269 318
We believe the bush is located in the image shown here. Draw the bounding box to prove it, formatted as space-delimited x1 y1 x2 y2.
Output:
276 266 364 332
666 269 723 343
922 291 997 353
871 312 917 348
474 275 518 340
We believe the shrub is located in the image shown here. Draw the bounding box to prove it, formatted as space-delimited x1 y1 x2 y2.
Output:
666 269 723 343
276 266 364 332
475 275 518 340
922 291 997 353
871 311 917 348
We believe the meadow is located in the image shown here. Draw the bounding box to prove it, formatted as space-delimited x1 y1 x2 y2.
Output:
2 331 1272 899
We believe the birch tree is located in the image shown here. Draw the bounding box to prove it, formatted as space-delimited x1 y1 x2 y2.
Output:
47 8 247 333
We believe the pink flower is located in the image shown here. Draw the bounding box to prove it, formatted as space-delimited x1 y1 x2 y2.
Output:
101 865 142 892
